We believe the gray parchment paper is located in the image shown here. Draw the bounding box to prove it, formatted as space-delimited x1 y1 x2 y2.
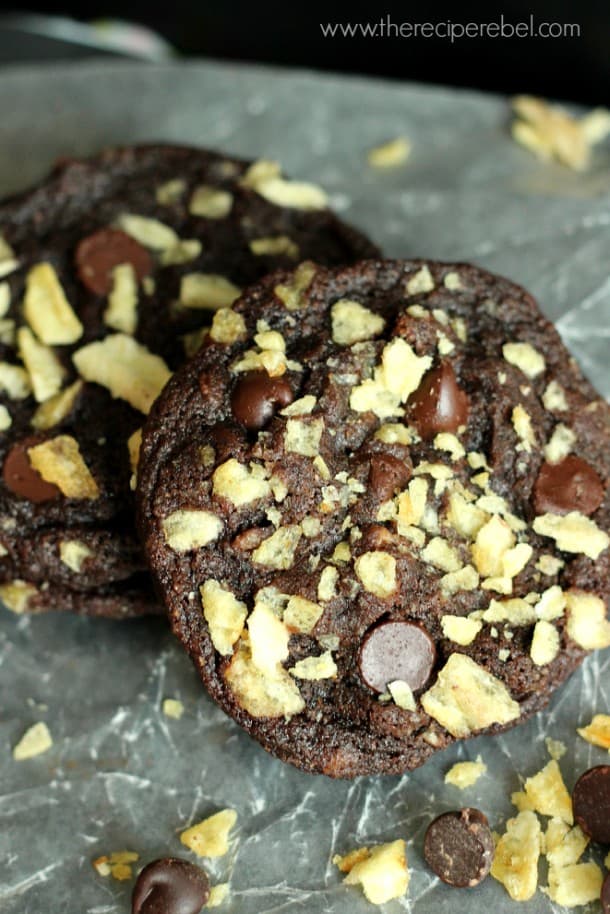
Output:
0 60 609 914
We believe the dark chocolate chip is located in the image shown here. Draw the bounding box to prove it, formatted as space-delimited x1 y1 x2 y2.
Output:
533 455 605 516
231 371 293 430
131 857 210 914
602 872 610 914
368 453 411 501
3 439 61 503
407 360 470 440
75 228 152 295
572 765 610 844
358 620 436 693
424 808 495 888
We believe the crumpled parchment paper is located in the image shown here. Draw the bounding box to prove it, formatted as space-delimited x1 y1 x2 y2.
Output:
0 59 608 914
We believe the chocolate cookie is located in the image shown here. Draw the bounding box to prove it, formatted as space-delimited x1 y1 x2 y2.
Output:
137 259 610 776
0 145 378 618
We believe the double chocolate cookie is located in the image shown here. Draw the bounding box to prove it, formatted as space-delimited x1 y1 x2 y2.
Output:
138 259 610 776
0 144 377 618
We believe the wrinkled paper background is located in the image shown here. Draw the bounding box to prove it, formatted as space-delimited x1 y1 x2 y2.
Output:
0 60 609 913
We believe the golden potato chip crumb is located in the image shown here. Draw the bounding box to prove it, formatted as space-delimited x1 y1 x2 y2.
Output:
92 850 139 881
162 698 184 719
334 839 409 905
491 810 542 901
545 737 567 760
545 861 603 907
367 137 411 169
180 808 237 858
577 713 610 750
12 721 52 760
28 435 99 500
522 759 573 824
444 756 487 789
206 883 229 907
545 820 588 868
511 95 610 171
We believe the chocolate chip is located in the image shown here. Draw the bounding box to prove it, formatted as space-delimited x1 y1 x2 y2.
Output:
572 765 610 844
231 371 293 430
368 453 411 501
424 808 494 888
358 620 436 693
602 872 610 914
75 228 152 295
407 360 470 440
3 439 60 503
533 455 605 516
131 857 210 914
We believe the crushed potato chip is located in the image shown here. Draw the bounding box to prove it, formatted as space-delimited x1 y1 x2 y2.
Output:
200 580 247 657
511 95 610 170
23 262 83 344
421 653 520 737
206 883 229 907
92 850 139 881
445 756 487 788
27 435 99 500
367 136 411 169
491 810 542 901
334 839 409 905
162 509 223 552
180 808 237 858
577 713 610 750
73 333 171 415
545 861 603 907
12 721 52 760
522 759 573 824
162 698 184 719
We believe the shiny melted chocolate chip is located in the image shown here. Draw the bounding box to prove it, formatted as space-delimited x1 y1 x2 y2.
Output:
533 455 605 516
75 228 152 295
407 360 470 440
131 857 210 914
424 808 495 888
368 453 411 502
3 439 60 502
231 371 293 430
358 620 436 693
572 765 610 844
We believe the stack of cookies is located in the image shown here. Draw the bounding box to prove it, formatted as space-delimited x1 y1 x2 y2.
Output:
1 145 608 777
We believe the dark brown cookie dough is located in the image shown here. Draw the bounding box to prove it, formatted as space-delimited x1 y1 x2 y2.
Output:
0 144 378 619
137 258 610 776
